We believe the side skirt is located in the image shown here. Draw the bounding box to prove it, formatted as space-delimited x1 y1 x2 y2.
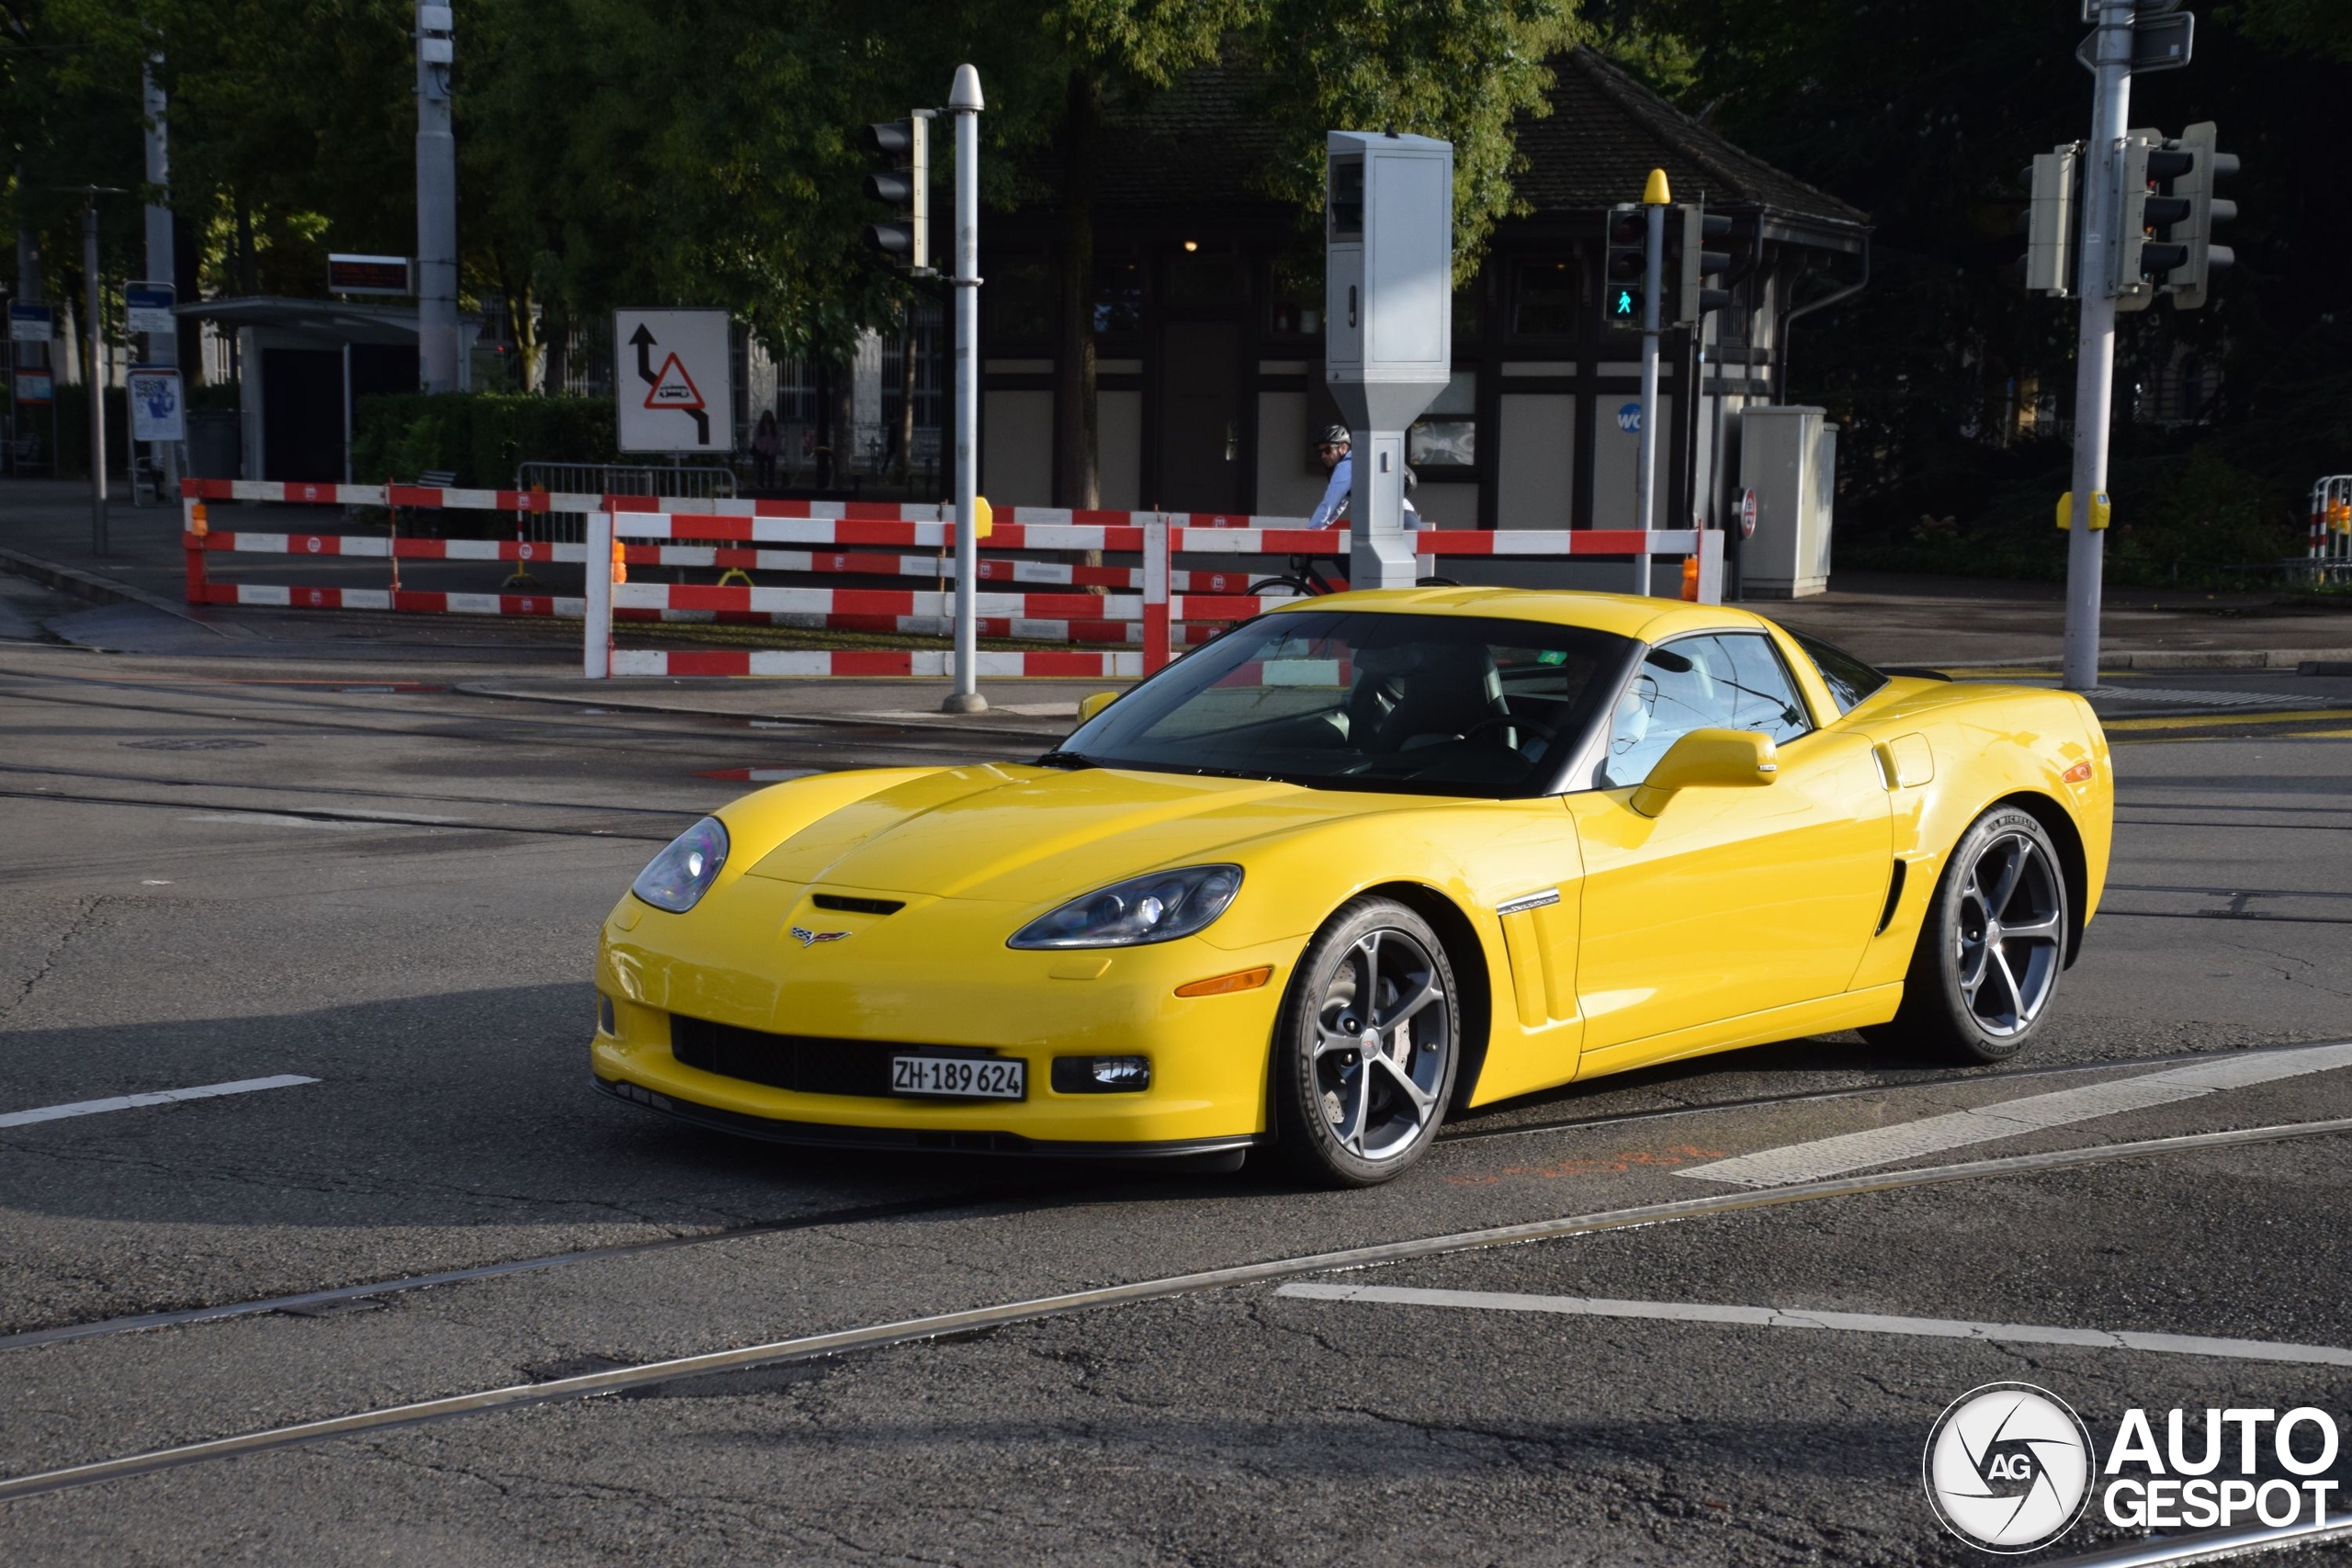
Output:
1568 985 1905 1082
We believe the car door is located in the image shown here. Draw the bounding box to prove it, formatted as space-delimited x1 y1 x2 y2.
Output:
1564 631 1892 1061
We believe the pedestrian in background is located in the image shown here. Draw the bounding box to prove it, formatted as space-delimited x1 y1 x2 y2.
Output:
752 410 781 491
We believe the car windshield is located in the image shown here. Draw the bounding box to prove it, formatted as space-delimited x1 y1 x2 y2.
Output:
1786 629 1890 715
1057 610 1634 797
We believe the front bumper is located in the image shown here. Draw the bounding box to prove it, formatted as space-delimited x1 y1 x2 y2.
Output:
593 1074 1264 1160
593 887 1295 1148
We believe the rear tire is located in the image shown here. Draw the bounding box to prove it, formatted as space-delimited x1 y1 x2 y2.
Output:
1863 807 2070 1065
1272 898 1460 1187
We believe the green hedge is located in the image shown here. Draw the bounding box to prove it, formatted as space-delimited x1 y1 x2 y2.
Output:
350 392 619 489
1839 447 2306 590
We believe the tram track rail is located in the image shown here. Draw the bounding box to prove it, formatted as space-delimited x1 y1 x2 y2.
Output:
4 1113 2347 1504
0 671 1028 764
6 1042 2339 1356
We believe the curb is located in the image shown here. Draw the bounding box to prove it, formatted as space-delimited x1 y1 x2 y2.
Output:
2103 649 2348 671
0 546 232 637
1929 649 2349 672
455 682 1074 740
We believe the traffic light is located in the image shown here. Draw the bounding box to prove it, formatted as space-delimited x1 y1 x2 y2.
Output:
2018 144 2081 298
1601 204 1645 332
1671 203 1733 326
862 113 932 272
2115 129 2193 313
2163 120 2236 310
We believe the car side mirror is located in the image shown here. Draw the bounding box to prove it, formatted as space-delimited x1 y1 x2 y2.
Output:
1630 728 1779 817
1077 691 1120 724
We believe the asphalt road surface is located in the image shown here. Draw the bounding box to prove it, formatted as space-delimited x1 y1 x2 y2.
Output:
3 616 2350 1567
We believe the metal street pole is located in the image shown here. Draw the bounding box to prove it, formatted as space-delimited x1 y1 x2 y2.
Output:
1634 172 1669 593
141 58 179 491
943 64 986 715
84 196 107 555
2064 3 2134 694
414 3 460 393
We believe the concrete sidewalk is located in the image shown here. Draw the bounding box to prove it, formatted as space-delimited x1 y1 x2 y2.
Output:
7 474 2350 723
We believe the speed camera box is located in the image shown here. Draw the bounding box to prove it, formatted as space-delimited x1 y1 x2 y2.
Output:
1324 130 1453 415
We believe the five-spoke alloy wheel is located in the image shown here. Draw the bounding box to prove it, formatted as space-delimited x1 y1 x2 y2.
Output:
1272 897 1460 1186
1867 806 2071 1064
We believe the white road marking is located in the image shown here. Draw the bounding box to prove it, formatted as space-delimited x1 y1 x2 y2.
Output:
0 1075 321 1129
1675 1042 2352 1189
1275 1282 2352 1367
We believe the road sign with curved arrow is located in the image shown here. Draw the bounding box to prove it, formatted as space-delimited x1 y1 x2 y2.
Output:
614 309 731 454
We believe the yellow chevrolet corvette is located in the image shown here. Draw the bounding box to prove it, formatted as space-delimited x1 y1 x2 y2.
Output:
594 588 2111 1186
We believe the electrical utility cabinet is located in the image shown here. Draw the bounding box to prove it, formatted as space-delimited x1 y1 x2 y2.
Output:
1325 130 1452 590
1737 404 1837 598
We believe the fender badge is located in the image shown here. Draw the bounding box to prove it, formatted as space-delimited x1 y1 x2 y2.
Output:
789 927 851 948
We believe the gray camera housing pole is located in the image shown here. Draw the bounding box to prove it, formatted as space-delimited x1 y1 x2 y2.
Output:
1324 130 1452 592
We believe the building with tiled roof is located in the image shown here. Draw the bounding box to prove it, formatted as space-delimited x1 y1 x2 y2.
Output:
976 45 1870 572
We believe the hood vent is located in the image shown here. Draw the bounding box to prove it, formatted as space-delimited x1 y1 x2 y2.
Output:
810 893 906 916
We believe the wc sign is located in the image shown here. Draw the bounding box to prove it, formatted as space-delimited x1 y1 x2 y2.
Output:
613 308 733 453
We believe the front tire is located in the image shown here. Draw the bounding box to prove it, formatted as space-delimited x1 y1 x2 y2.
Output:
1272 898 1460 1187
1865 807 2070 1065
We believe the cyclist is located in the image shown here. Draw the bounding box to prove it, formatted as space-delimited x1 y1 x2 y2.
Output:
1307 423 1420 530
1308 425 1352 526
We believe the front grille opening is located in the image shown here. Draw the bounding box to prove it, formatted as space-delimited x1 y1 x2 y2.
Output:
809 893 905 916
668 1014 1002 1099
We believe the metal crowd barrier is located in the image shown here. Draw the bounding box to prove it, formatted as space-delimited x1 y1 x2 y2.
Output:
2307 476 2352 582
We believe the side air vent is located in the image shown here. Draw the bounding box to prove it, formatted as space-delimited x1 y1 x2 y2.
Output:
1874 862 1908 935
810 893 905 916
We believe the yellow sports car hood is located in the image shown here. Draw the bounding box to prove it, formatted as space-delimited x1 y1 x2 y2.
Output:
741 763 1386 902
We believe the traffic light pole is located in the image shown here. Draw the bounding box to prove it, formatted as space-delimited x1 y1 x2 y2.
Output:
943 64 986 715
2063 2 2135 694
1635 177 1667 593
415 2 460 395
84 195 107 556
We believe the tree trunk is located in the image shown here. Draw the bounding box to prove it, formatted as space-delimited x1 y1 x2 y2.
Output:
508 280 545 393
1053 71 1101 511
234 193 255 295
545 307 570 395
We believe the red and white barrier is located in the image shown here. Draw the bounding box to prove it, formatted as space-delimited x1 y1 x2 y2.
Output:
606 649 1145 679
177 479 1727 681
196 582 582 617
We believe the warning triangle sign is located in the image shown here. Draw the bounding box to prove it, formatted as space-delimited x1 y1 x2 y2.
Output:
644 352 705 411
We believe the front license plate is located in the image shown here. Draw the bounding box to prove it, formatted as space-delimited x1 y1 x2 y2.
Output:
891 1055 1025 1100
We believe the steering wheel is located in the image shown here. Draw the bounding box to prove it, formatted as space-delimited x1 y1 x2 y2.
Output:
1461 714 1558 750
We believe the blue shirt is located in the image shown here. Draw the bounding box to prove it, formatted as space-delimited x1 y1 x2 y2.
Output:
1310 455 1351 527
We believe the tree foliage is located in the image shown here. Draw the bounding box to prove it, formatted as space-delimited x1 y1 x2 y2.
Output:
1589 0 2351 572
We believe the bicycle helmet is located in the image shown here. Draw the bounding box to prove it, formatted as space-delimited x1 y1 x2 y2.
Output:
1317 424 1351 447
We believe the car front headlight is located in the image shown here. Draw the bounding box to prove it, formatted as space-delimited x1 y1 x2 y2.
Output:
633 817 729 913
1009 865 1243 950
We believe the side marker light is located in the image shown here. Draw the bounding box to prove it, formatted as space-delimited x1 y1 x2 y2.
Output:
2061 760 2095 784
1174 965 1274 998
